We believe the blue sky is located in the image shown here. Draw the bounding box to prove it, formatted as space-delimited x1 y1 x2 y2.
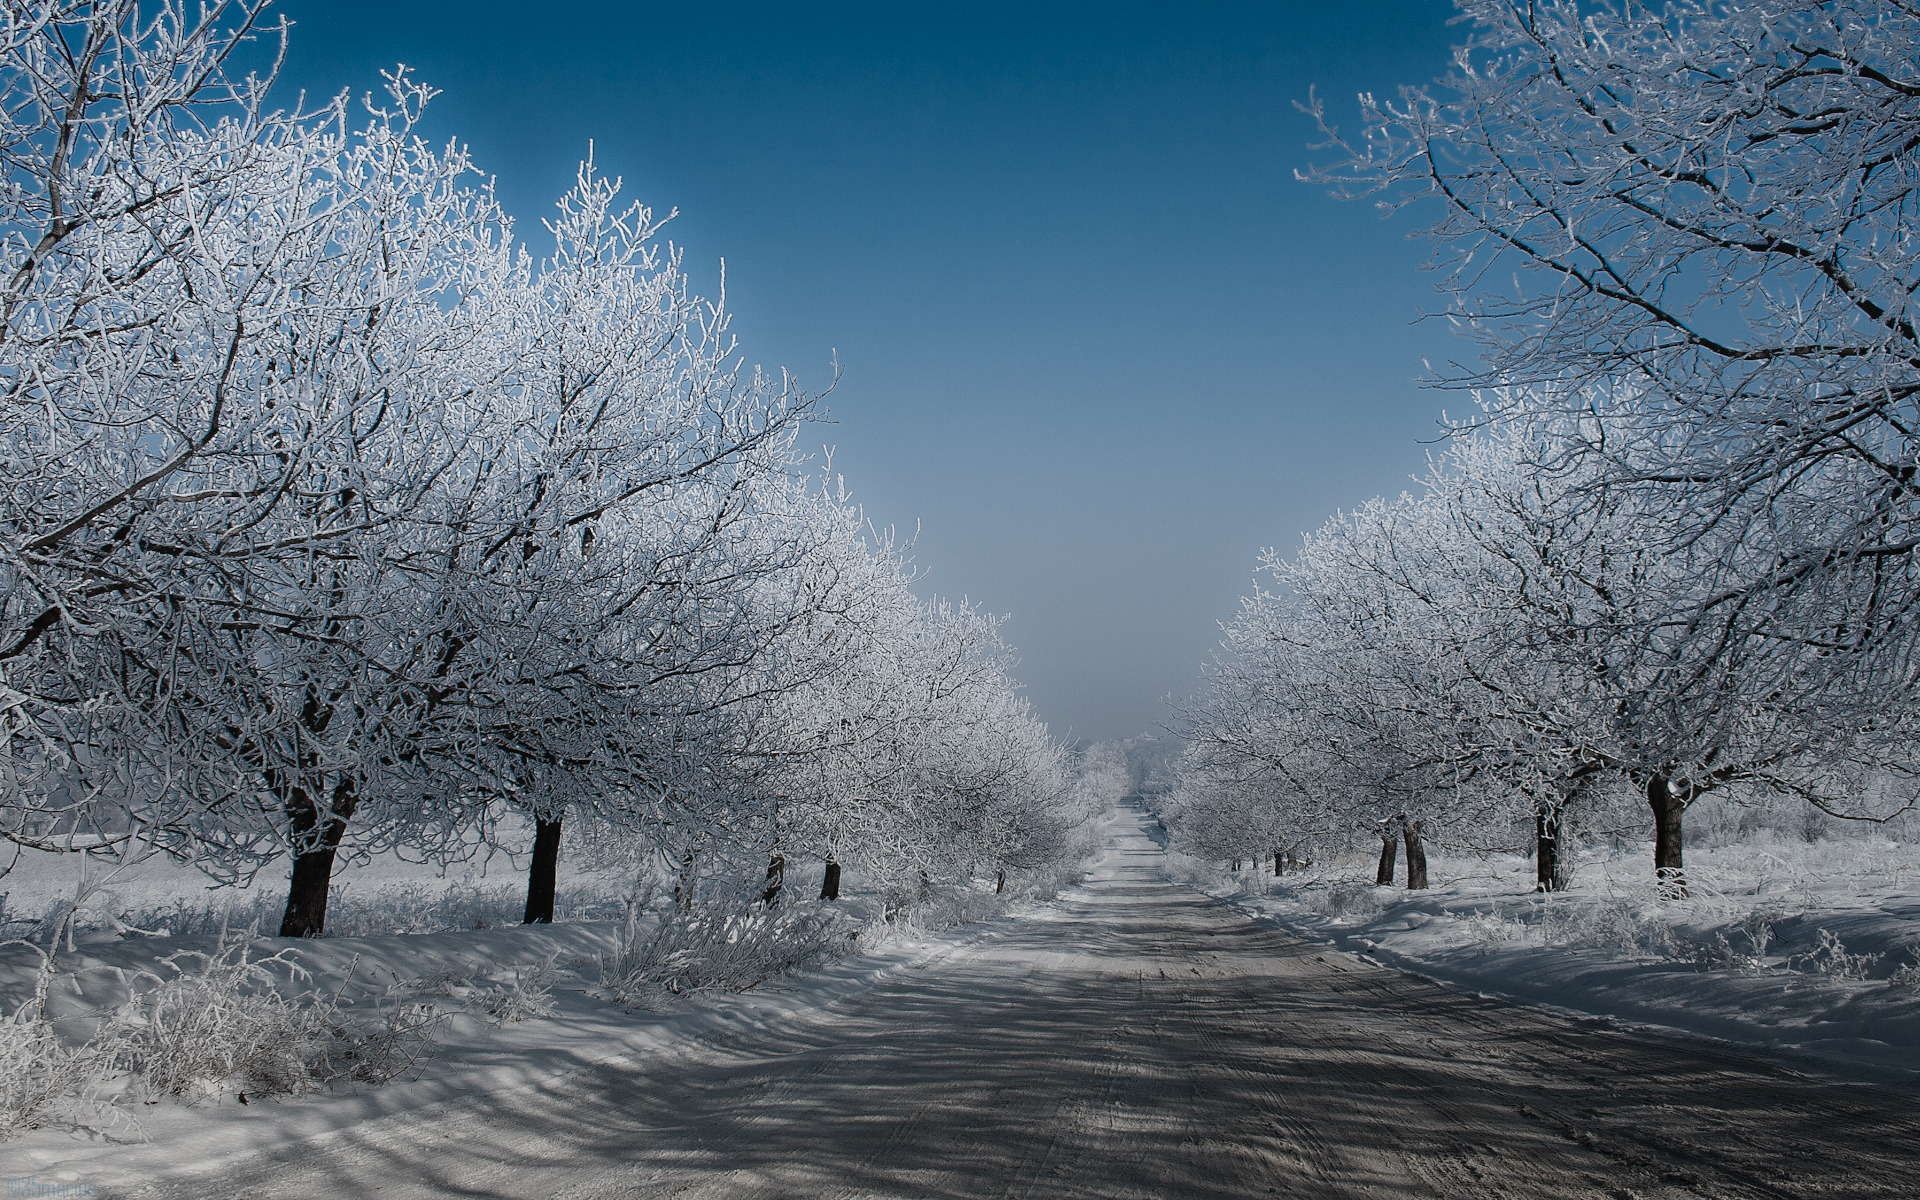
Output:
274 1 1466 743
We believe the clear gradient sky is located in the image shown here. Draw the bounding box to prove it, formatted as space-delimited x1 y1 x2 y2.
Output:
272 0 1466 743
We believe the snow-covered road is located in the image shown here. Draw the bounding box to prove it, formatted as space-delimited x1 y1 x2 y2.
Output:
138 805 1919 1199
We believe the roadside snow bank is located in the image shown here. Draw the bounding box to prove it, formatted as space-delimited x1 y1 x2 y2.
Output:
0 893 1040 1192
1169 840 1920 1088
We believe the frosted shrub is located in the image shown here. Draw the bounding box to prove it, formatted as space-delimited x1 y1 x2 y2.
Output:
80 894 283 943
118 940 331 1100
480 960 559 1023
1000 862 1084 904
1308 883 1390 921
1889 954 1920 987
393 960 559 1024
1539 899 1682 960
1681 909 1782 974
0 946 125 1138
1734 911 1779 961
0 932 453 1139
323 987 445 1086
1157 850 1237 893
315 882 536 936
98 878 626 943
1789 929 1882 982
601 901 852 1005
883 884 1001 935
1464 910 1519 952
1692 933 1764 974
115 932 444 1100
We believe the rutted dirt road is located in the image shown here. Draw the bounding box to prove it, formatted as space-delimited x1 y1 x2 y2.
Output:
144 805 1919 1199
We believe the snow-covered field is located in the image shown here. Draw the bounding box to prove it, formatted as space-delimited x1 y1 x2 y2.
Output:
0 825 1092 1188
12 805 1919 1200
1167 836 1920 1088
11 808 1920 1197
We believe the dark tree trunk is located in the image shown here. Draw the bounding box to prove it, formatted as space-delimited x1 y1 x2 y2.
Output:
995 868 1005 894
1403 819 1429 890
1272 850 1283 876
1646 775 1688 898
280 833 343 938
674 850 697 911
1534 801 1571 893
819 860 841 901
279 780 355 938
763 853 786 906
1375 832 1398 886
523 816 564 924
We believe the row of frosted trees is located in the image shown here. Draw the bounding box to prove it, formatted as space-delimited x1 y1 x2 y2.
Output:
0 1 1073 935
1173 0 1920 895
1173 411 1918 895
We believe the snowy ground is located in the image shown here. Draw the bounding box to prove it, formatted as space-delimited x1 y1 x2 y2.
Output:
6 805 1918 1199
0 832 1083 1193
1166 836 1920 1090
2 914 1015 1195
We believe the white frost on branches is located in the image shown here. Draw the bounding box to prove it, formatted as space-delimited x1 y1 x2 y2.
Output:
0 1 1076 936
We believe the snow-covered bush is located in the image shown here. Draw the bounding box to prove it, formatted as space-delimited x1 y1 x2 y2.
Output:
390 960 559 1025
880 883 1002 936
1160 845 1270 897
479 960 559 1024
1537 899 1683 960
599 900 853 1006
1684 910 1781 974
1307 883 1391 922
115 932 445 1102
1463 908 1520 952
0 927 465 1139
0 946 125 1138
1788 930 1884 983
1003 858 1087 905
117 938 338 1101
22 875 630 947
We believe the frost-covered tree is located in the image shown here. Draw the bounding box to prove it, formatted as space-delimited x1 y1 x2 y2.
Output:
360 161 817 929
0 2 518 918
1304 0 1920 543
1415 415 1809 895
1175 497 1494 889
1301 0 1920 781
759 562 1067 904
